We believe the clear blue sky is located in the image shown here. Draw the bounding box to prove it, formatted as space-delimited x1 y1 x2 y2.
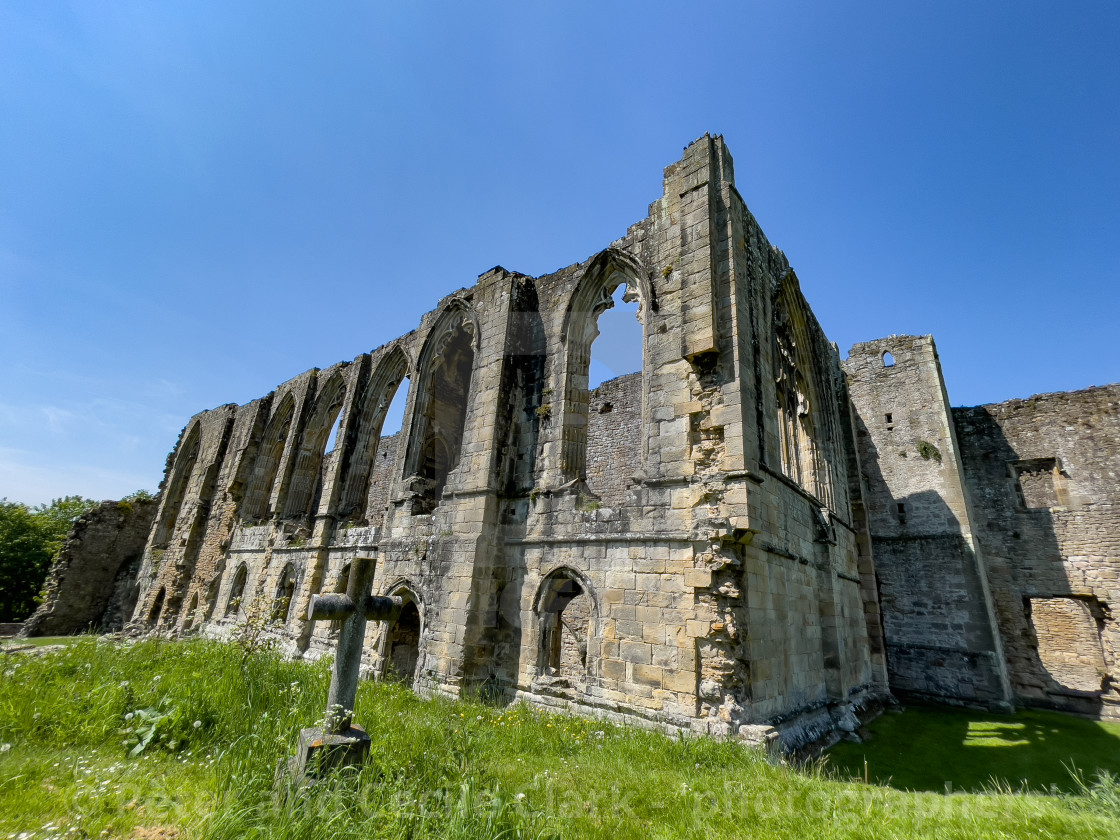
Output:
2 1 1117 505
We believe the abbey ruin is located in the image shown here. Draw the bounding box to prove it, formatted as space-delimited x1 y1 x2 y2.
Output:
43 136 1116 748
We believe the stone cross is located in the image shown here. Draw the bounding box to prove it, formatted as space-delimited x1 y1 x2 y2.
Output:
286 555 401 782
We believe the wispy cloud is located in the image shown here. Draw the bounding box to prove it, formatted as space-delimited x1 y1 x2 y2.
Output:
0 393 186 504
0 447 157 507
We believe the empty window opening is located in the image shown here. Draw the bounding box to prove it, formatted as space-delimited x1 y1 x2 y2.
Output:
386 599 422 685
588 285 641 389
226 564 248 616
896 502 907 524
538 574 592 681
882 351 895 367
493 278 547 499
581 283 643 506
284 374 347 519
381 376 410 435
241 396 296 522
273 564 297 622
323 411 343 455
560 257 648 487
885 413 893 426
405 316 475 514
335 362 410 526
148 587 166 625
1012 458 1064 510
153 423 201 549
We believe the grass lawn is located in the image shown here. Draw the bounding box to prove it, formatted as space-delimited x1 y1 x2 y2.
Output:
1 638 1117 839
828 703 1120 794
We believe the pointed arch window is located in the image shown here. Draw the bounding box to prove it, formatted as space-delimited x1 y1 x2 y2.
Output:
559 250 651 484
226 564 248 617
773 285 834 508
335 349 410 524
148 587 166 626
402 306 477 514
241 395 296 522
153 423 201 549
283 372 347 519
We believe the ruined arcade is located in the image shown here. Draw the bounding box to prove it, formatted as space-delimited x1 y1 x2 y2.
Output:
124 135 1119 747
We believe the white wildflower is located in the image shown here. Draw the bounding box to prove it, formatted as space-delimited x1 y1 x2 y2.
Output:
193 720 202 729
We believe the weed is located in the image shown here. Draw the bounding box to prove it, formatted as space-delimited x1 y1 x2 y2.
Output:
917 440 942 462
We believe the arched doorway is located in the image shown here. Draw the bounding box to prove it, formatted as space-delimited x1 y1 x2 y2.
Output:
272 564 296 622
386 599 422 685
537 571 595 681
148 587 166 626
226 564 248 617
182 592 199 631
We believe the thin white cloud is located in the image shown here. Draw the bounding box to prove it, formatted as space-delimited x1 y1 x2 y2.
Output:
0 393 185 504
0 447 158 507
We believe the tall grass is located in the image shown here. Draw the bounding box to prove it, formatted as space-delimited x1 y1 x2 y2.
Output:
1 638 1117 839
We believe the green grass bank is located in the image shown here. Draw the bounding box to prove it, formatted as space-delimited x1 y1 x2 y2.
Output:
0 638 1117 839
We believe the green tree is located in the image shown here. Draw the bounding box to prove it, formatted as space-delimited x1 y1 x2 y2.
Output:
33 496 97 552
0 496 97 622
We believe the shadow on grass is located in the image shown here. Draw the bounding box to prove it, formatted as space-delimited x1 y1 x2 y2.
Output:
827 703 1120 794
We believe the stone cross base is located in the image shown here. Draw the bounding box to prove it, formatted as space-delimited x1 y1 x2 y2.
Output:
286 725 371 784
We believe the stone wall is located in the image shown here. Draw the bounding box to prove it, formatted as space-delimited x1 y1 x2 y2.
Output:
585 373 643 508
22 497 158 636
366 433 400 530
845 332 1119 720
953 385 1120 718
